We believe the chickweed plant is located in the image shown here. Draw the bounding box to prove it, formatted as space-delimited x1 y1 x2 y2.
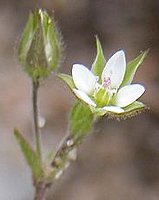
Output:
14 9 148 200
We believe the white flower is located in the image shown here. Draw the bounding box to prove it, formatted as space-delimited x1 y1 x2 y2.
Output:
72 50 145 114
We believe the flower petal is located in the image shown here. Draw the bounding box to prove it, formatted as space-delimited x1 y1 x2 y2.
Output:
114 84 145 107
72 64 97 95
102 106 124 113
73 89 96 107
102 50 126 89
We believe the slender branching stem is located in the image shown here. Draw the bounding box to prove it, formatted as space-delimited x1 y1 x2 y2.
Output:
32 80 47 200
32 80 42 161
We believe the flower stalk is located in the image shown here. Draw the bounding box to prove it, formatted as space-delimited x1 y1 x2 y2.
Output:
32 79 42 162
32 78 46 200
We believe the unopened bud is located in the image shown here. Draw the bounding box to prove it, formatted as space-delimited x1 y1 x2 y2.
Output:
18 9 61 81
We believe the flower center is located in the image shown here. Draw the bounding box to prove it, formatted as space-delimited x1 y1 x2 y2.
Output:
103 77 111 88
93 78 113 107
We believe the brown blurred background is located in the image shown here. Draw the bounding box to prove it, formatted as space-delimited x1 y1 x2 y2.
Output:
0 0 159 200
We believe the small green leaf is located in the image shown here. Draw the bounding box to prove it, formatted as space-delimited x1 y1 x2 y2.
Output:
58 73 75 90
14 129 43 180
91 36 106 82
121 50 149 87
69 101 94 138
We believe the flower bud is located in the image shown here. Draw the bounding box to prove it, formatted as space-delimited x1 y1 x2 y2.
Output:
18 9 61 81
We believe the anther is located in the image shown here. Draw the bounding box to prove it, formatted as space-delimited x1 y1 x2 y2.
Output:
103 77 111 88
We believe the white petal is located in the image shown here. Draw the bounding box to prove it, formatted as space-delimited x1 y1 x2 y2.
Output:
102 50 126 89
115 84 145 107
72 64 97 95
73 89 96 107
102 106 124 113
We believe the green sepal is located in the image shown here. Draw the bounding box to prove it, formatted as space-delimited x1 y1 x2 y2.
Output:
14 129 44 181
90 101 147 119
40 10 61 71
121 50 149 87
123 101 147 113
91 36 106 83
58 73 75 90
69 101 94 138
112 101 147 120
111 101 148 120
18 11 39 67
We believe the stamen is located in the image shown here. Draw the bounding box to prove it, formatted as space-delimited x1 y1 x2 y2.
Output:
103 77 111 88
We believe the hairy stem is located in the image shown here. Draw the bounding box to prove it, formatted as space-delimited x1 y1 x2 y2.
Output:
32 80 42 161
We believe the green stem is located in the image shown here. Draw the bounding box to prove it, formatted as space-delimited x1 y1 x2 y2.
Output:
32 80 42 161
